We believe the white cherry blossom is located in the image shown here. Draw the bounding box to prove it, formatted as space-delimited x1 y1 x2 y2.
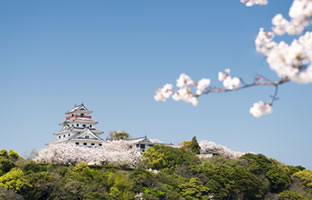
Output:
218 69 241 89
255 28 277 56
223 76 241 90
241 0 268 7
34 141 141 168
154 84 173 102
265 31 312 83
249 101 272 118
271 0 312 36
218 68 230 81
196 78 211 95
172 87 199 106
176 73 194 88
199 140 245 160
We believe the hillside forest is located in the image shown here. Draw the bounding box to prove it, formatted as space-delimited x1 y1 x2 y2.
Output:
0 140 312 200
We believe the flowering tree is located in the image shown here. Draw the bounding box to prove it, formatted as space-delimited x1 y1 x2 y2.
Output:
199 140 245 160
154 0 312 118
34 141 141 168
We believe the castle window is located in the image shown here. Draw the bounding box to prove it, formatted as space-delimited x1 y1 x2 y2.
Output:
83 143 87 146
72 114 74 117
63 135 66 138
83 124 86 128
81 113 84 117
91 143 95 146
85 136 89 139
58 136 61 139
140 144 145 149
99 144 102 146
77 124 79 127
68 134 70 136
76 142 79 145
90 125 92 128
136 144 139 148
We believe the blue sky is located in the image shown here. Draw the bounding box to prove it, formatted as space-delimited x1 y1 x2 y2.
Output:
1 0 312 169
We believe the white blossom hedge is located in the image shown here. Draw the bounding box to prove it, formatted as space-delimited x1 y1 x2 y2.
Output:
199 140 245 160
34 141 141 168
155 0 312 118
34 140 246 167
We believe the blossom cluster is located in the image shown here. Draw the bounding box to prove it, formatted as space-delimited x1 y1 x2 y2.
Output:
154 73 211 106
256 0 312 83
34 141 141 168
256 29 312 83
154 70 241 105
199 140 245 160
154 70 275 118
240 0 268 7
272 0 312 35
218 69 241 90
249 101 272 118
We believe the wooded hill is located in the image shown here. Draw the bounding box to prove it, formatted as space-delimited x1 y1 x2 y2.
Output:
0 144 311 200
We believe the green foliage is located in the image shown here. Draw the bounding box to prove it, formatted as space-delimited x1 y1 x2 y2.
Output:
0 149 8 158
179 177 210 200
0 158 15 176
292 170 312 189
179 141 192 150
8 150 19 162
265 166 290 193
108 130 130 140
0 148 310 200
278 190 309 200
23 171 59 200
141 144 200 170
190 136 201 155
179 136 201 155
23 161 47 174
287 165 305 176
0 187 24 200
140 147 166 170
0 168 32 192
239 153 273 175
84 192 109 200
130 169 157 193
199 160 267 200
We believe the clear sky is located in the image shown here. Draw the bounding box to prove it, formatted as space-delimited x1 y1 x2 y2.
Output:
1 0 312 169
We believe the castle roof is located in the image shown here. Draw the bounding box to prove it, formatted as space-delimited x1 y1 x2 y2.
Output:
65 103 92 115
54 127 104 135
71 129 103 141
59 118 98 126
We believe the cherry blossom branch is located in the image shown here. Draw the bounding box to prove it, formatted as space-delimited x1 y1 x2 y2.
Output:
154 70 290 118
201 77 289 96
154 0 312 118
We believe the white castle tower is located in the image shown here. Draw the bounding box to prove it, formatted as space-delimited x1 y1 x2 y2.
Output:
51 103 104 147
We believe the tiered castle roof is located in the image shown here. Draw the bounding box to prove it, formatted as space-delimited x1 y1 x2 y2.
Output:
51 104 104 146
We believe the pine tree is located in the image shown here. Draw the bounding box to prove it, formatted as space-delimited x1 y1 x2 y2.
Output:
191 136 201 154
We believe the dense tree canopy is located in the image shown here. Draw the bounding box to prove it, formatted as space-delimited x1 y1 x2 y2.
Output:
0 146 311 200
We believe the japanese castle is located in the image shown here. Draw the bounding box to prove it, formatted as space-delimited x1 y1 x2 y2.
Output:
51 103 104 147
51 103 164 153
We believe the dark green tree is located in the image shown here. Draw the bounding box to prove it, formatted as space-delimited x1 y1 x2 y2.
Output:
190 136 201 155
179 177 210 200
141 145 200 170
265 166 290 193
